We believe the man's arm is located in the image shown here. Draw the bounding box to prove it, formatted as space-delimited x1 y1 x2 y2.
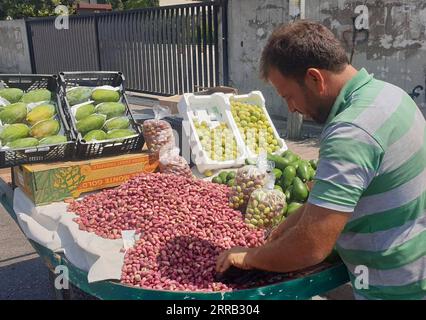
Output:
266 204 305 242
216 203 349 273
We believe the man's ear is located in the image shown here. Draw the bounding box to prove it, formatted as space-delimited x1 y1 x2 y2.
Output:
305 68 326 94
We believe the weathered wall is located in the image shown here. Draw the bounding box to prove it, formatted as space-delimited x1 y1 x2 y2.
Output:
0 20 32 74
306 0 426 114
227 0 291 119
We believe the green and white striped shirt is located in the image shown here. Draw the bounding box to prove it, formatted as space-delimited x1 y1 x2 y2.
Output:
308 68 426 300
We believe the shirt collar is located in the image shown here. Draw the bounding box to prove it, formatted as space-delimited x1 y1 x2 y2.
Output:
325 68 374 125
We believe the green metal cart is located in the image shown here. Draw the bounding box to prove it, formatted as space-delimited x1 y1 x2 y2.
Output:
0 177 349 300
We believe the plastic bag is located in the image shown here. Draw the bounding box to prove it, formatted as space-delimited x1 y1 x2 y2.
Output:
143 105 175 153
159 146 192 178
245 172 287 230
229 152 272 211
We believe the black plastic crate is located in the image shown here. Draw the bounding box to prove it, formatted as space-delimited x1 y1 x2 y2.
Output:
0 74 76 168
58 71 145 159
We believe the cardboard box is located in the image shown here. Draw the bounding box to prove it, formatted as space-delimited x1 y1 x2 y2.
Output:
13 153 159 205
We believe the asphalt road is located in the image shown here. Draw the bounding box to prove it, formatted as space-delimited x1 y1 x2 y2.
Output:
0 205 55 300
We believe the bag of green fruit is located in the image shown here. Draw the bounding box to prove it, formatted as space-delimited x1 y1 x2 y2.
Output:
159 146 193 179
245 172 287 230
143 105 175 154
229 152 272 211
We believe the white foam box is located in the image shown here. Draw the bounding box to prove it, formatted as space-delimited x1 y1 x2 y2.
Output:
178 93 246 173
226 91 288 159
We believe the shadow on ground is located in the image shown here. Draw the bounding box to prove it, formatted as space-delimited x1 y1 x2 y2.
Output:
0 257 54 300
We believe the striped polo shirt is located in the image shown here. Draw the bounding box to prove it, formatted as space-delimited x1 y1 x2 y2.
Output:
308 68 426 300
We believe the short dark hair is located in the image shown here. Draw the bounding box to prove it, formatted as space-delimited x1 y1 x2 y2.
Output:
260 20 349 81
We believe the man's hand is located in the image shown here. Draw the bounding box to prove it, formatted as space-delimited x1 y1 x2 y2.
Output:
215 247 254 273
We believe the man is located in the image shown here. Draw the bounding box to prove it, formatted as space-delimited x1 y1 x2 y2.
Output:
216 20 426 300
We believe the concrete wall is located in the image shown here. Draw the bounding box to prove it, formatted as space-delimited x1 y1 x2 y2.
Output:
227 0 426 119
0 20 32 74
305 0 426 114
227 0 291 119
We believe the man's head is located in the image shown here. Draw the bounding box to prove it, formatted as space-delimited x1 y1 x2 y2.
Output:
260 20 350 124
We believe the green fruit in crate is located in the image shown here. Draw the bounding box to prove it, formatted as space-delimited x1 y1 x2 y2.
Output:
95 102 126 119
106 129 136 140
75 103 95 121
66 87 92 106
39 135 67 145
30 119 60 139
292 177 309 202
282 165 296 188
194 120 240 161
231 101 280 154
0 123 30 142
20 89 51 103
0 102 27 124
26 104 56 126
83 130 107 142
76 114 106 135
272 168 282 180
286 202 304 217
297 161 311 182
6 137 39 149
103 116 130 131
0 88 24 103
212 176 222 184
91 89 120 104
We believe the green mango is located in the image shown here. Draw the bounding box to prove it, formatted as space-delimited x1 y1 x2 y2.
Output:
0 88 24 103
274 185 283 193
39 135 67 145
77 114 106 136
284 153 298 163
227 179 235 187
308 167 316 181
212 176 222 184
0 123 30 143
103 116 130 131
91 89 120 104
309 159 318 170
0 102 27 124
284 185 293 202
297 161 311 182
227 171 236 180
219 171 229 182
282 165 296 188
95 102 126 119
30 119 60 139
75 103 95 121
292 177 309 202
7 137 39 149
26 104 56 126
106 129 136 141
272 168 282 180
83 129 107 142
267 153 292 170
67 87 92 106
286 202 304 217
21 89 51 104
281 150 294 158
